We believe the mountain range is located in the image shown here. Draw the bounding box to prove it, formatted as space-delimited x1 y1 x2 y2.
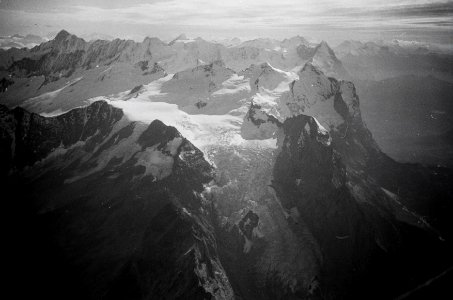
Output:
0 30 350 111
0 33 47 50
1 30 453 299
334 40 453 82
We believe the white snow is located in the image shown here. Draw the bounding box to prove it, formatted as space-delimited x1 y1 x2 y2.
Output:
211 74 250 96
172 38 196 44
91 65 284 151
135 145 174 180
105 98 277 151
166 137 183 156
117 73 174 99
40 108 67 117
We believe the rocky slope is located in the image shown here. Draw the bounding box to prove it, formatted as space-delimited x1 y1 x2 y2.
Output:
309 41 350 80
2 101 234 299
0 30 341 112
1 49 453 300
232 63 453 299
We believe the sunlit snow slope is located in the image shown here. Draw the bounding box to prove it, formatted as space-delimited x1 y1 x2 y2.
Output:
71 61 299 153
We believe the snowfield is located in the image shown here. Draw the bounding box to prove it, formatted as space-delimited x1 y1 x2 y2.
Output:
37 59 352 157
84 64 292 152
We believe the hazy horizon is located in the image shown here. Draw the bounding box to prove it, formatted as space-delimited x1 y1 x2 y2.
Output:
0 0 452 46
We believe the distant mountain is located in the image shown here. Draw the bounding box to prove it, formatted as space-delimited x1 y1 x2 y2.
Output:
240 62 289 93
0 33 47 50
81 32 115 42
310 41 350 79
0 30 347 111
281 35 310 49
0 30 337 77
335 40 394 58
214 37 242 47
168 33 190 45
334 40 453 82
335 39 450 58
237 38 282 50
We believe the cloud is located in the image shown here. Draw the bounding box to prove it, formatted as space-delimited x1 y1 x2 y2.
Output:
377 1 453 17
0 0 451 43
44 0 450 29
328 1 453 18
0 0 166 11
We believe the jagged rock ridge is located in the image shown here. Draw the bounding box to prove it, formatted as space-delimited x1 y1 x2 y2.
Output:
1 50 452 300
237 63 453 298
2 101 234 300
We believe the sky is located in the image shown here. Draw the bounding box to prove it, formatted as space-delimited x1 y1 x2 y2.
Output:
0 0 452 45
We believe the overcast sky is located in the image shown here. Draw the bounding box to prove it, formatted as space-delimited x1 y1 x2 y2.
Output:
0 0 452 45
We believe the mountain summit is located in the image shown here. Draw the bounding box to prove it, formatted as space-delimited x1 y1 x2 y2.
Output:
2 59 452 299
1 31 452 300
54 29 71 42
310 41 350 79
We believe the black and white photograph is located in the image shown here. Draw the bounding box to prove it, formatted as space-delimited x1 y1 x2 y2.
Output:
1 0 452 299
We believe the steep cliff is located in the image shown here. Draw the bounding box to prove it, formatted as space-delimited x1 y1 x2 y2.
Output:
3 101 234 300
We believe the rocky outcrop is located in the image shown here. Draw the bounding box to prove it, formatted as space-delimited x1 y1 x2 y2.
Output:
160 60 236 109
0 100 123 175
240 62 287 92
5 30 169 85
2 101 235 299
0 77 13 92
1 30 346 90
271 110 452 298
309 41 350 80
237 63 453 298
241 102 281 140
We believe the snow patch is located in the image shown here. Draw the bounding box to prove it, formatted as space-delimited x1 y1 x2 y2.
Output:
211 74 251 95
107 98 277 151
166 137 183 156
135 145 174 180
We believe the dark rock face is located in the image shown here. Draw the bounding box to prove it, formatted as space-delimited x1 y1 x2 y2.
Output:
0 100 123 175
195 100 207 109
0 77 14 92
247 102 280 127
143 62 166 76
296 44 316 60
239 62 287 92
270 112 452 298
136 60 149 71
270 92 453 298
240 102 281 140
6 30 88 82
238 210 259 240
310 41 350 79
2 101 233 300
128 84 144 95
236 64 453 299
273 114 386 297
4 30 165 86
